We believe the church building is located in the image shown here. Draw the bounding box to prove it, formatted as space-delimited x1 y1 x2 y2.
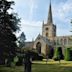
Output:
33 2 72 55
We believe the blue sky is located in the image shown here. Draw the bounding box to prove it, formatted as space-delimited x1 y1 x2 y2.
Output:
8 0 72 41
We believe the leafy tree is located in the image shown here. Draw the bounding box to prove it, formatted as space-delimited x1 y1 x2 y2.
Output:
9 13 20 32
18 32 26 48
0 0 20 65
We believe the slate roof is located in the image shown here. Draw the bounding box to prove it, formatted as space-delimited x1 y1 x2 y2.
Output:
36 34 52 46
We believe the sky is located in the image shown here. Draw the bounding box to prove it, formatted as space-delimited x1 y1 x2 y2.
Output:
8 0 72 41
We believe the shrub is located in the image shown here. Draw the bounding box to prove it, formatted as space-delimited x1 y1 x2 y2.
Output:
16 56 23 66
53 47 64 61
64 48 72 61
31 52 43 61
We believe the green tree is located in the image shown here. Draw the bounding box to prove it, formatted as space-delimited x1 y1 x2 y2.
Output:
0 0 20 65
53 47 63 61
18 32 26 48
64 48 72 61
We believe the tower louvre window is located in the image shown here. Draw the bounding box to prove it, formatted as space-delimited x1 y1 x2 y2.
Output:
46 33 48 37
45 27 48 30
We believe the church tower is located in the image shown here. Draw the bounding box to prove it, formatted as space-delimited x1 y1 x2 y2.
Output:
42 1 56 43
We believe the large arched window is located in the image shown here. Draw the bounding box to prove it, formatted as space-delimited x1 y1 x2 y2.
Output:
45 27 48 30
36 42 41 54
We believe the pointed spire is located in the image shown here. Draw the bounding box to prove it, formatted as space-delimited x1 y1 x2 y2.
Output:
47 0 53 24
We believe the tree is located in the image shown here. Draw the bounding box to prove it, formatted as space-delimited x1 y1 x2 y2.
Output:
53 47 63 61
64 48 72 61
9 13 20 32
0 0 20 65
18 32 26 48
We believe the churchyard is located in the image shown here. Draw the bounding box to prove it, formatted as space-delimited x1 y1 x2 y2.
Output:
0 60 72 72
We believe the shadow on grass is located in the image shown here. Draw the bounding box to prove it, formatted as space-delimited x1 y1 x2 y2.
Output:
32 63 72 72
60 66 72 72
0 63 72 72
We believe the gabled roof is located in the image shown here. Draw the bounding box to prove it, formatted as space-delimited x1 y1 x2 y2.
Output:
35 34 51 45
41 36 51 45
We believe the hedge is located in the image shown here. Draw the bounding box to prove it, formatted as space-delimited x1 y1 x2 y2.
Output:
64 48 72 61
53 47 64 61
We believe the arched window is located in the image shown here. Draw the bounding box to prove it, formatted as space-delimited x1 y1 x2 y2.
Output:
46 33 48 37
45 27 48 30
36 42 41 54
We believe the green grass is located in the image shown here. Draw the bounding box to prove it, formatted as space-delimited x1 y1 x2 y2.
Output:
0 60 72 72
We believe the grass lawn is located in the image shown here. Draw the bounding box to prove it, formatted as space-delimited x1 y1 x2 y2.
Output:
0 60 72 72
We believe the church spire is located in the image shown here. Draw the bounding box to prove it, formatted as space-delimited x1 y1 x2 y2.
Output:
47 0 53 24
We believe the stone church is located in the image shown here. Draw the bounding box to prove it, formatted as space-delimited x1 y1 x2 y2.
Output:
24 2 72 56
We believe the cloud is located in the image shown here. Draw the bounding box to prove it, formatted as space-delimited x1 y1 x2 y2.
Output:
57 28 72 36
7 0 40 41
28 0 38 21
21 19 42 31
13 0 38 21
17 19 42 41
53 0 72 22
51 0 72 36
8 0 72 41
